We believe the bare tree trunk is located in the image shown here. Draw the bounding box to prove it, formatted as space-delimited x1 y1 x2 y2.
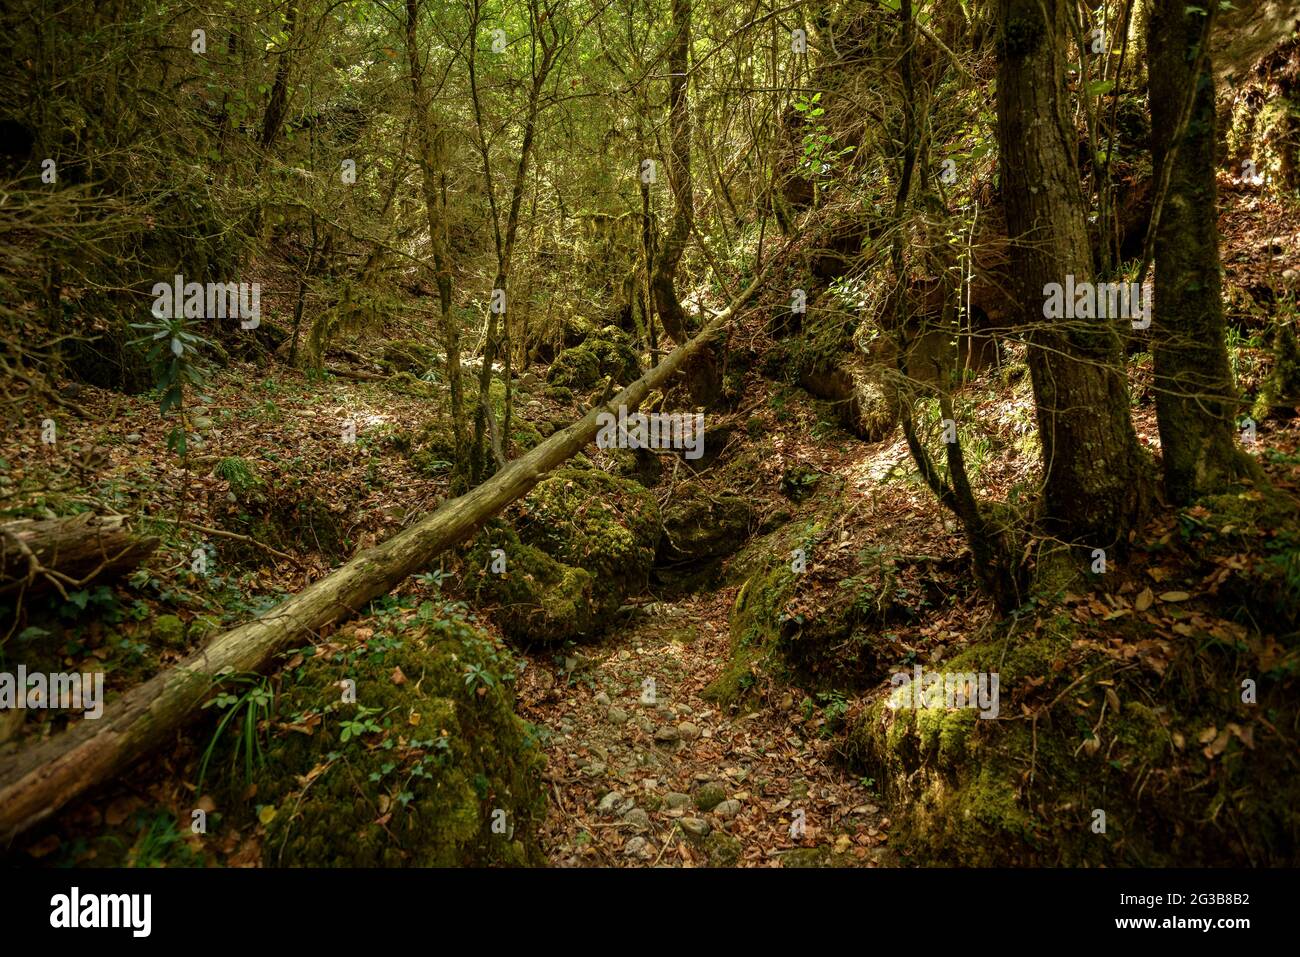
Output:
892 0 1021 611
405 0 467 482
466 0 560 481
649 0 720 403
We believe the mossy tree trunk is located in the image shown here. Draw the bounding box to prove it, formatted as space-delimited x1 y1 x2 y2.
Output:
996 0 1150 546
1148 0 1253 503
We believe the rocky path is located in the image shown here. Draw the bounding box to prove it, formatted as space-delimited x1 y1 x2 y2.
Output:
517 589 893 867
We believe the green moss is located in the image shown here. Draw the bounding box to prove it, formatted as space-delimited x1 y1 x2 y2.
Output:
705 831 743 866
843 606 1300 865
546 327 641 391
1253 319 1300 421
584 326 641 384
214 457 262 499
1181 490 1300 633
251 607 546 867
719 500 903 695
152 614 186 649
515 468 659 617
462 522 595 643
406 419 458 476
701 637 761 706
380 339 442 375
546 347 601 390
659 483 755 564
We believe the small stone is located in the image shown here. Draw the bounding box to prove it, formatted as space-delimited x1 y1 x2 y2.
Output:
594 691 611 707
623 836 651 858
679 817 711 839
622 807 651 832
635 716 655 733
607 706 629 725
653 724 680 744
713 799 742 819
597 791 625 815
677 721 700 741
706 832 743 866
693 782 727 811
664 792 691 810
152 614 186 648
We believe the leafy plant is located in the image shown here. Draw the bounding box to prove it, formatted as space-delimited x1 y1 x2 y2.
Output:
794 92 854 187
129 315 214 455
339 703 383 743
198 673 274 788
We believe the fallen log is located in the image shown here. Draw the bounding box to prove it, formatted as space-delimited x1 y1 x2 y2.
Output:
0 263 776 844
0 515 159 597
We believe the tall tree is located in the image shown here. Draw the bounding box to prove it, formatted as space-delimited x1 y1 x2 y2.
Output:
406 0 468 484
996 0 1150 546
649 0 694 347
466 0 564 481
649 0 720 403
1147 0 1254 502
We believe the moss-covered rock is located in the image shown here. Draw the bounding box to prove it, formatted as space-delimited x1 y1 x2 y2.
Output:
462 522 595 643
545 327 642 391
152 614 186 649
381 339 442 375
515 468 660 618
405 419 458 476
252 606 546 866
658 483 755 564
706 503 909 702
843 605 1300 866
584 325 642 384
547 346 601 390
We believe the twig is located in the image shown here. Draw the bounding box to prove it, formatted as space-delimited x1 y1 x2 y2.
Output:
168 519 305 568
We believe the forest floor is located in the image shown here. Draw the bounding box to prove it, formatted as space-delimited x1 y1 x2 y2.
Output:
518 590 893 867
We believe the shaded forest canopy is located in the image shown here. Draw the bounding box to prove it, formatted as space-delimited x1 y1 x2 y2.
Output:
1 0 1299 868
